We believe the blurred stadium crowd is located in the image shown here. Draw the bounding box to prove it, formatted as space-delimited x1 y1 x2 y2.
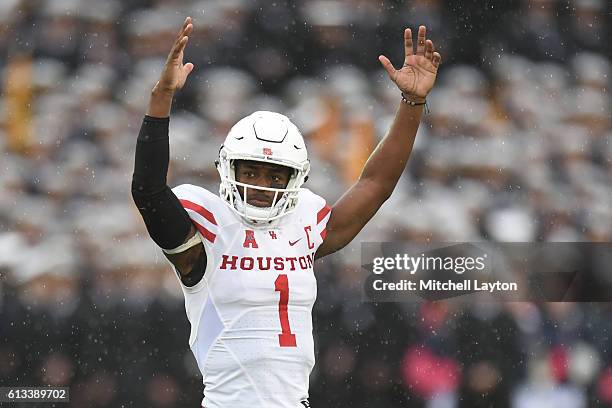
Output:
0 0 611 406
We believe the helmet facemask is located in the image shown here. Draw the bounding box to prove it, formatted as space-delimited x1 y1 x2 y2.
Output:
218 157 310 224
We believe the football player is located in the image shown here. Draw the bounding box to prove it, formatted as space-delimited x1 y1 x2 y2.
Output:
131 16 440 408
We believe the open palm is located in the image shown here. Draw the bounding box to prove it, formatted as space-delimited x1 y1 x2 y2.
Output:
379 26 441 100
158 16 195 93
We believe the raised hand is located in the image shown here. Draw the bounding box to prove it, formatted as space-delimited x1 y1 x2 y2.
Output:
378 26 441 101
156 16 195 94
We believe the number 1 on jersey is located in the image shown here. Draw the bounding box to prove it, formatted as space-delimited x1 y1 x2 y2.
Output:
275 274 297 347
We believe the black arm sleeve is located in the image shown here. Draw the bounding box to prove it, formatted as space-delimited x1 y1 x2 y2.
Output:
131 115 192 250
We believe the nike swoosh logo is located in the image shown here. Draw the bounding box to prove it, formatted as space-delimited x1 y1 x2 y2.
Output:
288 238 302 246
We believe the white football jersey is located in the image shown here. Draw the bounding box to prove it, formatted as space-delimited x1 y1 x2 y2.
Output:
166 184 331 408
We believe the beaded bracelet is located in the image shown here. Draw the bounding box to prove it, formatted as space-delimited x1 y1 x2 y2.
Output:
401 92 429 114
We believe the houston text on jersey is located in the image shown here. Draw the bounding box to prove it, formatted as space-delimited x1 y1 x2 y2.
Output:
219 253 316 271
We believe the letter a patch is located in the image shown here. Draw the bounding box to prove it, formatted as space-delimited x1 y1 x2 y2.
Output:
243 229 259 248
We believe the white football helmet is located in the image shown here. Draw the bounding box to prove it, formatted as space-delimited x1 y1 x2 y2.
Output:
217 111 310 224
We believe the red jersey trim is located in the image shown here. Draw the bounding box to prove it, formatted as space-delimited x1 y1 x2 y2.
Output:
180 199 218 226
192 220 216 243
316 204 331 224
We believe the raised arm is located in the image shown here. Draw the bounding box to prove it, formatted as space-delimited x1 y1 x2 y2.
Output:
316 26 441 259
131 17 205 285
